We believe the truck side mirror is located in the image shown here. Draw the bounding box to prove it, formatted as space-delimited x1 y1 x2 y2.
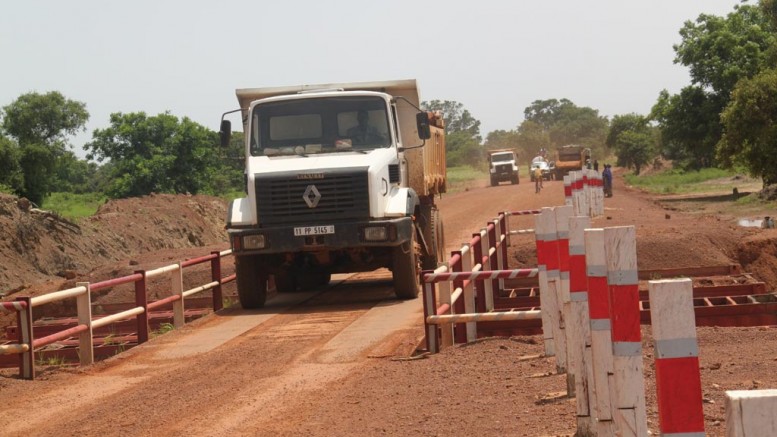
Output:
219 120 232 147
416 112 431 140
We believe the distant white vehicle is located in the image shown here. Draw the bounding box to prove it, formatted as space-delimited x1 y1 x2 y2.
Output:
529 156 554 181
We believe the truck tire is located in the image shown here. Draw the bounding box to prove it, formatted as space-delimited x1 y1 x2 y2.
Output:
392 229 420 299
235 255 268 309
420 206 445 270
511 173 519 184
490 176 497 187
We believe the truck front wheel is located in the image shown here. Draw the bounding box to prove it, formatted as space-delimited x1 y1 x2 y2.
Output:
235 255 268 309
392 229 420 299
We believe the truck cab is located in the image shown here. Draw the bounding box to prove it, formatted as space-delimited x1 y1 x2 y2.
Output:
487 149 520 186
220 80 447 308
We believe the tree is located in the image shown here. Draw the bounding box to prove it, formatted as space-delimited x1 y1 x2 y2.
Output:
515 120 551 158
0 134 24 194
421 100 483 167
656 4 774 169
1 91 89 204
675 5 775 96
651 88 723 169
718 68 777 186
86 112 221 198
52 151 100 194
521 99 608 156
421 100 481 140
608 114 658 175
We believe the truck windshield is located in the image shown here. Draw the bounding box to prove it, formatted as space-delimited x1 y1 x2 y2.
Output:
491 153 513 163
249 96 391 156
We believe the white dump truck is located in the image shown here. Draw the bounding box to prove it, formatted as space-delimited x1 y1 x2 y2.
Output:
219 79 447 308
487 149 519 186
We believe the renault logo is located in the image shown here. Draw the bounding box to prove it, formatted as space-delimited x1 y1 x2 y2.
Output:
303 185 321 208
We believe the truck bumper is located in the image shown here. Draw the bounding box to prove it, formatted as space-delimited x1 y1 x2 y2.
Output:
228 216 413 255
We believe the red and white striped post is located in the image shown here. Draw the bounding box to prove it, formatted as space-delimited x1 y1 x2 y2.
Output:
534 208 557 357
554 205 573 377
726 390 777 436
604 226 647 436
568 215 594 434
563 175 573 207
585 228 616 435
649 278 705 436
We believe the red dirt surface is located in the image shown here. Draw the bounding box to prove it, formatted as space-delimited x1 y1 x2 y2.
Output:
2 169 777 436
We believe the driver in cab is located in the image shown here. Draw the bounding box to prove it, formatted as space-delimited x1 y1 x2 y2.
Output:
347 110 385 145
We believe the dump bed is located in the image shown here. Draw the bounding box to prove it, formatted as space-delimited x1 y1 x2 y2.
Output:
235 79 446 197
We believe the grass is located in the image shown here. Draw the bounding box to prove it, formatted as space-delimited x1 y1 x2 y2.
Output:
37 355 67 366
153 322 175 336
41 192 107 219
447 165 488 192
624 168 749 195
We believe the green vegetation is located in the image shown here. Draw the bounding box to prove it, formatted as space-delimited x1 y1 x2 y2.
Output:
37 355 67 366
41 192 106 219
152 322 175 337
446 165 488 192
625 168 743 194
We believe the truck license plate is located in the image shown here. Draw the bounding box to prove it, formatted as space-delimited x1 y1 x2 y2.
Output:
294 225 335 236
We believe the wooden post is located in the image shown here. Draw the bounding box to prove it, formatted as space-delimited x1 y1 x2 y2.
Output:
481 228 494 312
422 273 439 353
649 278 705 436
726 390 777 436
134 270 149 344
488 223 499 304
16 296 34 380
76 282 94 367
172 262 185 328
604 226 647 437
461 243 477 342
210 251 223 311
568 216 594 436
473 233 486 314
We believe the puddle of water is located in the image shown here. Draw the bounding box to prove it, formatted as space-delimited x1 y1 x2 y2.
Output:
738 217 776 228
738 218 764 228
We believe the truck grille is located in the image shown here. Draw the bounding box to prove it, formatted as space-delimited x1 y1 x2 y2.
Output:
496 164 511 172
255 168 370 226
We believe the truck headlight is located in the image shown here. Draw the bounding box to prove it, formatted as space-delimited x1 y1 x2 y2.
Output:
243 234 266 249
363 226 388 242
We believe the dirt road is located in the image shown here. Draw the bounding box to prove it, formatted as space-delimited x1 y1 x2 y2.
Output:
2 173 777 436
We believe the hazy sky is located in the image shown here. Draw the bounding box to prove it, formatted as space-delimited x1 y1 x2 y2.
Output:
1 1 743 158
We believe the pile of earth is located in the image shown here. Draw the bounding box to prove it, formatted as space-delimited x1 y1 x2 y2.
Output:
0 192 229 301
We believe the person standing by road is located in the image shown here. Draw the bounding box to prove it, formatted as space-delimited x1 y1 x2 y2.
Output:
602 164 613 197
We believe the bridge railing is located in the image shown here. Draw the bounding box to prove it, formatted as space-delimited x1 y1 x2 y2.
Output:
421 209 541 353
0 249 235 380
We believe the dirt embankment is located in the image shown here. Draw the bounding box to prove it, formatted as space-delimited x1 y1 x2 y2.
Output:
0 193 229 300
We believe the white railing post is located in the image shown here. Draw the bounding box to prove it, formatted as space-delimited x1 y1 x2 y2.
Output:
604 226 647 436
76 282 94 367
534 210 555 357
461 243 477 342
726 390 777 436
172 262 185 328
423 279 439 354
